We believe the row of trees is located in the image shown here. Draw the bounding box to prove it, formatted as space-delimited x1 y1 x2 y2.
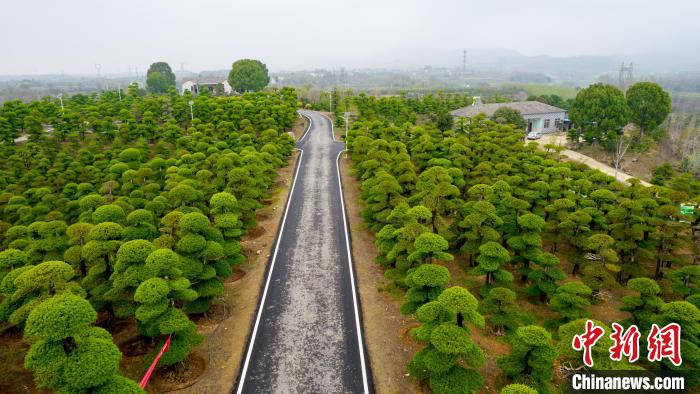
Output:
345 94 699 392
146 59 271 94
0 87 298 390
568 82 671 148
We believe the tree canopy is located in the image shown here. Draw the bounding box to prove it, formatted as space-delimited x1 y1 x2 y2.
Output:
227 59 270 93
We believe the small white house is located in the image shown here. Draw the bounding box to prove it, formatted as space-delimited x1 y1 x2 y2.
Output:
451 100 568 133
181 79 233 95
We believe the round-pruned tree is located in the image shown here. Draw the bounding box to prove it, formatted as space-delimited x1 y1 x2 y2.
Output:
498 325 557 392
491 107 527 130
23 293 142 392
134 256 202 366
401 263 451 315
408 286 486 394
227 59 270 93
549 281 592 322
500 384 538 394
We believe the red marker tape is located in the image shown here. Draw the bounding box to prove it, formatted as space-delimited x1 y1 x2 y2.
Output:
139 335 172 389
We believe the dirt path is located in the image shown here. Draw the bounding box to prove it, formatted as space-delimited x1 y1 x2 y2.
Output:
535 133 652 187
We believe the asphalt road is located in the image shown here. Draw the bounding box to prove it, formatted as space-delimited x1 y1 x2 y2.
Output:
235 111 371 394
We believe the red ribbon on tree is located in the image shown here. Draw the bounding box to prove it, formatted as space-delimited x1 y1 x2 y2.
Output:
139 335 172 389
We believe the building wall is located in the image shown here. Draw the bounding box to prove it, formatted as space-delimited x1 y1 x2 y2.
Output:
181 81 196 94
525 111 567 133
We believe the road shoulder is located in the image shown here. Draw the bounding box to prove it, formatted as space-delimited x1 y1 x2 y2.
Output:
339 154 424 394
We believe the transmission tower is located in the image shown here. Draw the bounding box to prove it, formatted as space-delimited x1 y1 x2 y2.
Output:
462 49 467 73
618 62 634 90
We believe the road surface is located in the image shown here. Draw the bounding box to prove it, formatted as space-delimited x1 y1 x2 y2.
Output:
235 111 371 394
535 133 652 187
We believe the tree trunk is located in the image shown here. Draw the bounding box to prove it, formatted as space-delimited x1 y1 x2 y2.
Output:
456 312 464 328
63 336 76 355
572 263 580 276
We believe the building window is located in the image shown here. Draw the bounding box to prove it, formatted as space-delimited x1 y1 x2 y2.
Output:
544 119 550 129
554 118 561 128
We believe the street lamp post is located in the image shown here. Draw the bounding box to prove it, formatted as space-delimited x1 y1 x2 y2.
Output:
57 94 64 115
188 100 194 121
343 112 350 134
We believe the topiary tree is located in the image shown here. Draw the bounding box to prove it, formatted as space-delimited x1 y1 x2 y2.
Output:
583 234 619 293
123 209 158 241
667 265 700 299
658 301 700 373
500 384 538 394
491 107 527 130
549 281 592 322
526 252 566 302
621 277 664 328
81 222 123 320
93 204 126 224
480 287 530 334
0 260 84 327
408 232 453 265
453 199 503 267
471 241 513 291
64 222 93 278
506 213 545 282
134 266 203 366
498 325 557 392
0 248 28 281
209 192 245 277
401 263 451 315
408 286 486 394
106 239 156 318
23 293 142 392
176 212 225 314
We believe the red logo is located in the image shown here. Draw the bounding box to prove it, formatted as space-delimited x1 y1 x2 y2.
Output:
647 323 682 366
609 323 640 363
572 320 605 367
571 320 683 367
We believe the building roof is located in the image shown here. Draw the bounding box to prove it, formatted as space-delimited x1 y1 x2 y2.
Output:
450 101 566 118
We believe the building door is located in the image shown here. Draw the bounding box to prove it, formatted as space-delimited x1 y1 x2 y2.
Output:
527 120 532 132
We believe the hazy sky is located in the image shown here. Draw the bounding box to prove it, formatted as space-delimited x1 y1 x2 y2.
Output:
2 0 699 75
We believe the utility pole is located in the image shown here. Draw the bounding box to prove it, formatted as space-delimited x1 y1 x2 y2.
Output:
188 100 194 121
117 85 122 101
462 49 467 73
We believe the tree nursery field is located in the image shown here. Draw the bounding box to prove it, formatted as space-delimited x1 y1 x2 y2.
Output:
0 84 298 392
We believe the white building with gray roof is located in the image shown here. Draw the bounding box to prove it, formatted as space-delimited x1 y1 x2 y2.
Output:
450 100 568 133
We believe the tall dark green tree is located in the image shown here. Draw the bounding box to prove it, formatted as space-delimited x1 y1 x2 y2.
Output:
625 82 671 139
146 62 177 93
568 83 630 148
227 59 270 92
